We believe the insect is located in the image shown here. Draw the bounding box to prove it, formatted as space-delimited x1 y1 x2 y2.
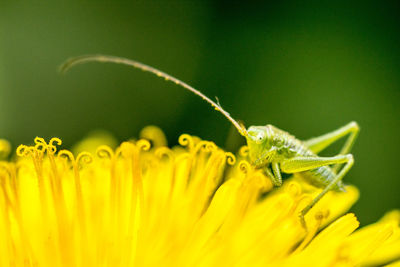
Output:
60 55 359 229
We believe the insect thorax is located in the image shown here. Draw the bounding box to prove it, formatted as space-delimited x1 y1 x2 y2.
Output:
246 124 308 165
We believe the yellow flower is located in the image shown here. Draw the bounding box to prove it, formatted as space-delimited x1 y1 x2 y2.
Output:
0 127 399 267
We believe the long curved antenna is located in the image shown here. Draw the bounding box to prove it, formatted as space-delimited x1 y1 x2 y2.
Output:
60 54 247 136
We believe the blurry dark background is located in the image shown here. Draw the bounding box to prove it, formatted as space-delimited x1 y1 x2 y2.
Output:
0 0 399 225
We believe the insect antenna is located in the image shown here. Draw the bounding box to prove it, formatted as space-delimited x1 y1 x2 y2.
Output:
60 54 247 136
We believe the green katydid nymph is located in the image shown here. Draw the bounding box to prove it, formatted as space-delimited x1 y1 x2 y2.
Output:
60 55 359 229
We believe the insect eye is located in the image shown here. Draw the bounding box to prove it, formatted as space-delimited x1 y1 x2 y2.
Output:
256 133 265 143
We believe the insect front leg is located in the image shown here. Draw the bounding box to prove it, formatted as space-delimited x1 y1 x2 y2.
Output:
259 163 283 187
280 154 354 229
253 149 276 168
253 151 282 186
264 162 282 187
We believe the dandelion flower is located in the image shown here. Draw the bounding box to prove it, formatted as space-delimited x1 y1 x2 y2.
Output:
0 127 399 266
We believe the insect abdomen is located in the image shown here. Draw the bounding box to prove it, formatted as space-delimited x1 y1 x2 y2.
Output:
300 166 344 191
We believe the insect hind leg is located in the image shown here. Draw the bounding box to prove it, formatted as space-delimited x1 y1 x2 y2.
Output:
300 155 353 230
303 122 359 173
280 154 354 230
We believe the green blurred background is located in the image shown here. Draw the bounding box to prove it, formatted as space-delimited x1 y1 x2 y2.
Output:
0 0 399 225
